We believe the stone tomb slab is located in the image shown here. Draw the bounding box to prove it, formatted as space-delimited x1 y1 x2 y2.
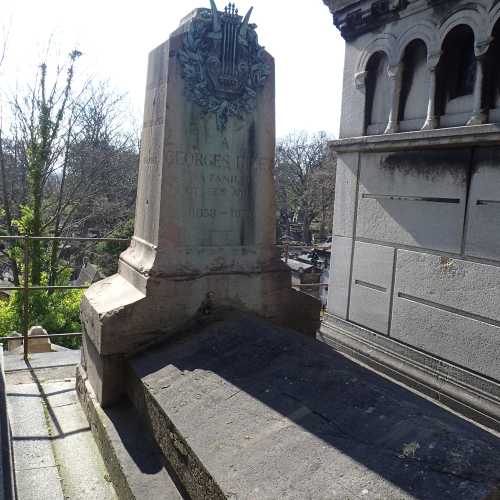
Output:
129 317 500 500
465 147 500 261
326 235 353 319
390 250 500 381
349 241 395 334
356 150 468 253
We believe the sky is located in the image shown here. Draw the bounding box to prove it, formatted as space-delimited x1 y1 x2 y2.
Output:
1 0 345 138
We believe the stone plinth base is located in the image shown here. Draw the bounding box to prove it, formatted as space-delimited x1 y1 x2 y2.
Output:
318 313 500 434
80 266 320 406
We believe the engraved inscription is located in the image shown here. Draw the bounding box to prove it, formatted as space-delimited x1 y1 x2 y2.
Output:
190 208 217 218
188 208 253 218
166 150 269 172
171 148 258 247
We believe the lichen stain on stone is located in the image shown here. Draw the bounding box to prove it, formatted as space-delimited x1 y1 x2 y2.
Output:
248 121 256 163
246 120 257 244
471 146 500 175
399 441 420 459
381 150 468 184
240 217 246 247
439 256 461 277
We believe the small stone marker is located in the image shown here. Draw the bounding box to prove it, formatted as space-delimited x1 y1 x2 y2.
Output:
28 326 52 353
7 331 23 352
80 1 319 406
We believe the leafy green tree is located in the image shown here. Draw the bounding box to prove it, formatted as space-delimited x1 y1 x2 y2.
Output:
14 50 81 285
0 49 138 345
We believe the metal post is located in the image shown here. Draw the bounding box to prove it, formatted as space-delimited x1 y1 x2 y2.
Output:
22 236 29 361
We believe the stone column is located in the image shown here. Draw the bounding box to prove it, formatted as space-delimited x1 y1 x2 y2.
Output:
384 63 403 134
467 54 487 126
422 62 439 130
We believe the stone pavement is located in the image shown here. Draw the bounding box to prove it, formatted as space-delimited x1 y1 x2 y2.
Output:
5 351 116 500
130 317 500 500
6 330 500 500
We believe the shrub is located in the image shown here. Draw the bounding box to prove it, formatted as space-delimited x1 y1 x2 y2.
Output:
0 288 84 349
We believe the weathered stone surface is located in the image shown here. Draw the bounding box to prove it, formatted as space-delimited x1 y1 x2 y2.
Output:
331 152 359 237
356 150 468 253
129 317 500 500
7 332 22 352
465 148 500 261
390 250 500 380
4 350 81 385
8 383 64 500
330 125 500 154
349 242 394 334
319 314 500 433
119 10 278 279
41 381 117 500
28 326 51 354
393 250 500 323
391 296 500 381
76 367 183 500
326 235 352 319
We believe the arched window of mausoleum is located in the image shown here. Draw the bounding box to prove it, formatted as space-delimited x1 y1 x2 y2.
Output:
437 24 476 126
365 51 391 135
486 19 500 122
398 39 429 131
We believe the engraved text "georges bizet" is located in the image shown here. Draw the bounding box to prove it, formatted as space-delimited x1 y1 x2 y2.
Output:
166 151 269 171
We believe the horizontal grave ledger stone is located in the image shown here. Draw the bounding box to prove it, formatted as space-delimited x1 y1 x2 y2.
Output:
80 1 319 406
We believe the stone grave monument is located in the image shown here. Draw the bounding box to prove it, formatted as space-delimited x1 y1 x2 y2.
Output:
28 326 51 353
75 5 500 498
320 0 500 431
80 0 318 406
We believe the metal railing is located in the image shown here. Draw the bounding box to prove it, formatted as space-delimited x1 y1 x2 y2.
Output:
0 236 330 361
0 235 130 361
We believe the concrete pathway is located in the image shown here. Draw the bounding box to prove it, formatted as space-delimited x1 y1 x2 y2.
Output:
5 352 117 500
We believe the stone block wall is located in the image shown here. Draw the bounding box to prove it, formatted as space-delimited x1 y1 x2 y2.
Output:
328 140 500 382
321 2 500 430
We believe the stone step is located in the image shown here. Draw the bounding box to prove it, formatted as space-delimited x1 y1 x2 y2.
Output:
8 382 65 500
42 380 117 500
127 316 500 500
5 349 119 500
76 367 186 500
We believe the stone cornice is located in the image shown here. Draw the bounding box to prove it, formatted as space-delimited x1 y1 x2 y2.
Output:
322 0 447 41
329 124 500 152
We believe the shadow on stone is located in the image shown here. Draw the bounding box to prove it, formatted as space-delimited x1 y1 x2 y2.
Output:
129 316 500 500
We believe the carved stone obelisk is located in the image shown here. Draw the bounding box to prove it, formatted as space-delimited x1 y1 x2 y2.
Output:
80 2 317 406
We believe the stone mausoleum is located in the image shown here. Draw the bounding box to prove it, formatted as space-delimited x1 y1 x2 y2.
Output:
320 0 500 430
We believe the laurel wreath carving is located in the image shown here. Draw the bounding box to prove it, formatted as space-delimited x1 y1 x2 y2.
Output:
178 10 271 131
